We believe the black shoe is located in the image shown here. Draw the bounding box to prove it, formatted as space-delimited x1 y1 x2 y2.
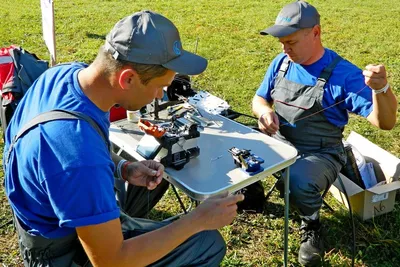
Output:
298 220 324 266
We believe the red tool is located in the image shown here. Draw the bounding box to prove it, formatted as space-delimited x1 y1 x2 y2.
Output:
138 119 166 138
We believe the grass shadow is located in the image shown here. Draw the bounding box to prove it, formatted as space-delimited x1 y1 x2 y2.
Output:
86 33 106 40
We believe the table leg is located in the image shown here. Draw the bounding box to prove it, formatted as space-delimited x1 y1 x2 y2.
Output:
284 167 290 267
171 184 188 214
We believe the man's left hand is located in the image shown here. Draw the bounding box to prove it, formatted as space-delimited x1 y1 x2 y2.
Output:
125 160 164 190
363 64 388 91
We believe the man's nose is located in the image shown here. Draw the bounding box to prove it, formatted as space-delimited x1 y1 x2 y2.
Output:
282 43 291 53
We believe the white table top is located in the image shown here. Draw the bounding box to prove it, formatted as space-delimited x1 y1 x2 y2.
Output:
109 112 297 201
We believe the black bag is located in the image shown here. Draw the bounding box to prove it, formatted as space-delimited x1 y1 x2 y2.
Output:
237 181 265 213
0 45 49 138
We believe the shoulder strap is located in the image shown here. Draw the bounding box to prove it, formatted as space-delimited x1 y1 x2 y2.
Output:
6 109 109 164
315 55 343 89
276 56 291 79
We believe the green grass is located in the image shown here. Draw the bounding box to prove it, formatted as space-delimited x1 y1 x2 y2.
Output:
1 0 400 266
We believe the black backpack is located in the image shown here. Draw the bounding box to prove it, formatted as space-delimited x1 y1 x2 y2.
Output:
0 45 49 138
237 181 266 213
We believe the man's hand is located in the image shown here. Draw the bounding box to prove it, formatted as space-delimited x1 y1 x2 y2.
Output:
258 110 280 135
125 160 164 189
364 64 397 130
188 193 244 231
363 64 388 91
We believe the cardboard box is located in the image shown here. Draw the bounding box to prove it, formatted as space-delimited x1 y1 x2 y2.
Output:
330 131 400 220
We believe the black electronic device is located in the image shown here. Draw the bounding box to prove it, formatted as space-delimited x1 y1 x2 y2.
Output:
166 74 196 101
136 117 201 170
141 74 196 120
158 117 200 170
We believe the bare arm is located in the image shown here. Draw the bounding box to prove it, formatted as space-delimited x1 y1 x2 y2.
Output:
252 95 274 118
252 95 280 135
77 216 198 267
367 88 397 130
76 194 244 267
364 64 397 130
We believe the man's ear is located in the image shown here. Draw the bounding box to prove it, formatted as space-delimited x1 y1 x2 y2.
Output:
118 67 137 90
313 25 321 38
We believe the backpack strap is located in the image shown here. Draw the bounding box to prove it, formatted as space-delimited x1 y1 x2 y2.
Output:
6 109 109 164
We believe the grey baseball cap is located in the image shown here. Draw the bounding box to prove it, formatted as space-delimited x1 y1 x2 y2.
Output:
105 10 207 75
260 1 320 37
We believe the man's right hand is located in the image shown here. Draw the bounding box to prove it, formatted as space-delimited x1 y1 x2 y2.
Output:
77 193 244 266
188 193 244 231
258 110 280 135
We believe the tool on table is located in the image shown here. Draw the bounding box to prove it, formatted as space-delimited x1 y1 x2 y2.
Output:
138 119 166 139
228 147 264 175
136 117 201 170
184 112 213 127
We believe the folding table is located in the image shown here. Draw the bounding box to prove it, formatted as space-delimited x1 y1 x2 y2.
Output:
109 111 297 266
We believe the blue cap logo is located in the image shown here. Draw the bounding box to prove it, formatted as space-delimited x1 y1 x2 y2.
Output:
277 15 292 23
173 41 181 56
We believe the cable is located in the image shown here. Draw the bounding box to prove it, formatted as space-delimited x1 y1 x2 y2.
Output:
337 174 356 267
224 109 258 120
280 85 369 128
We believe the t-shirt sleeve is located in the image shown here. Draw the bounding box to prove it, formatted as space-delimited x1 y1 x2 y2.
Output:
42 164 119 228
37 120 120 228
342 68 373 117
256 54 286 102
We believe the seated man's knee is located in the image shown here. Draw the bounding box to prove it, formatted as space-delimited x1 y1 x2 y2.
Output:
289 175 319 206
199 230 226 264
208 230 227 255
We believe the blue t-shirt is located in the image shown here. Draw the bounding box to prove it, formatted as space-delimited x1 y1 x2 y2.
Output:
4 63 120 238
256 48 373 127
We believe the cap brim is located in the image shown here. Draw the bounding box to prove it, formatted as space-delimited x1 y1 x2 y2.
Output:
162 50 208 75
260 25 300 38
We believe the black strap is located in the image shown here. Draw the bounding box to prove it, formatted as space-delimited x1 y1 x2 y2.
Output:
6 109 109 164
315 55 343 88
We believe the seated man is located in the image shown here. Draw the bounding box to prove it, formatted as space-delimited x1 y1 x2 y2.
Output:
252 1 397 266
4 10 244 266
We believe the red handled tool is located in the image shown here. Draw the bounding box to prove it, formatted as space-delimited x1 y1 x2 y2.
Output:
138 119 166 138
